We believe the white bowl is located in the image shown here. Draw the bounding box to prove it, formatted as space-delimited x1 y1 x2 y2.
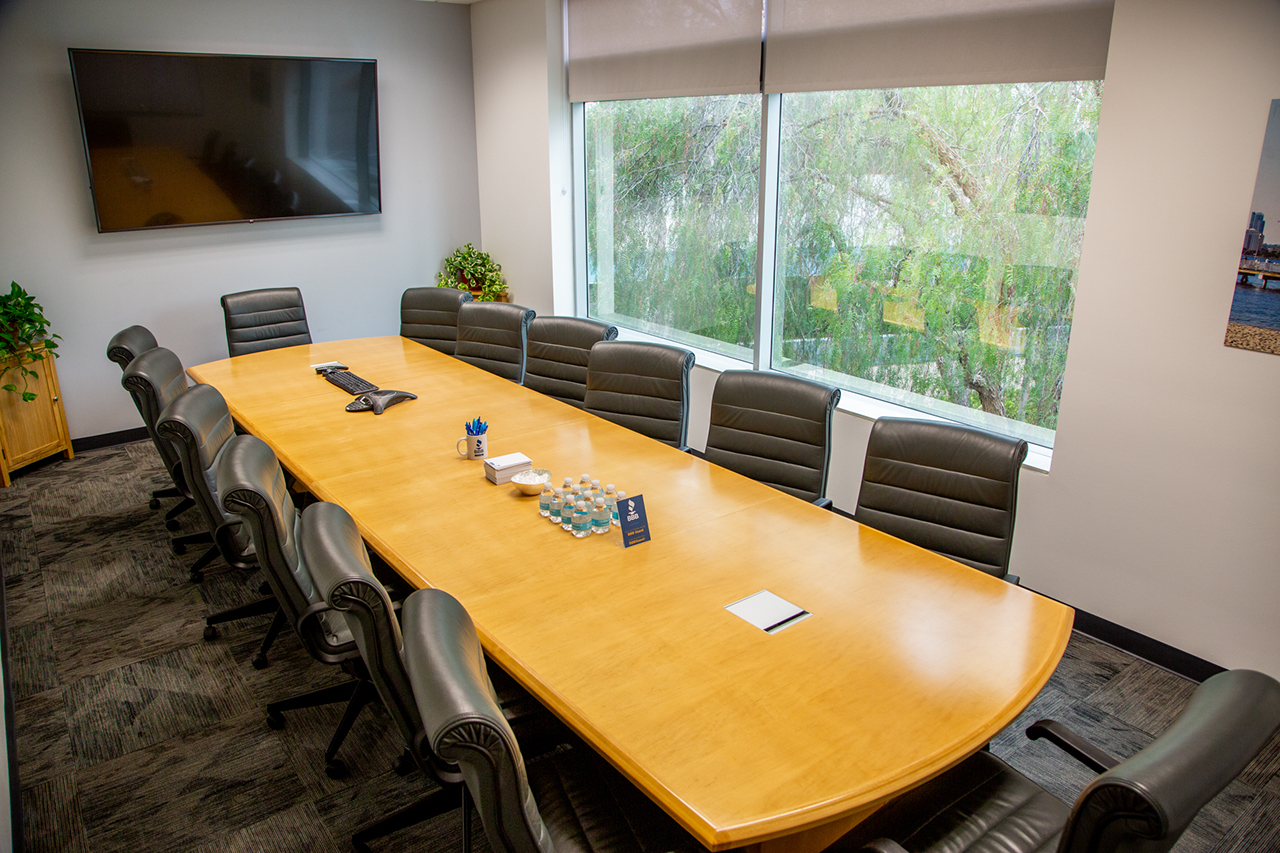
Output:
511 468 551 496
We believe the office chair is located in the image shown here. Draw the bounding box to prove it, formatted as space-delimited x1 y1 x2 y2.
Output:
704 370 840 507
583 340 695 450
220 286 311 357
106 324 158 372
400 286 473 355
217 434 373 778
524 316 617 407
404 587 704 853
119 346 200 532
833 668 1280 853
454 301 535 383
156 385 281 666
853 417 1028 581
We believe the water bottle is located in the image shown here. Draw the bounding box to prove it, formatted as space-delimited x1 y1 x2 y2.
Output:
572 501 592 538
561 494 575 531
562 477 574 495
550 488 564 525
604 485 617 527
539 483 554 518
592 497 611 535
613 490 626 526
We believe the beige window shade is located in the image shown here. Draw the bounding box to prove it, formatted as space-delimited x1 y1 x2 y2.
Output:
764 0 1114 94
567 0 764 102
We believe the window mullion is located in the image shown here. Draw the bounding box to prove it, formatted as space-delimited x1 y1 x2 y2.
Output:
752 92 782 372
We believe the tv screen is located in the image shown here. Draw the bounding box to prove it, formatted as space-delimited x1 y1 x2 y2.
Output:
68 49 381 233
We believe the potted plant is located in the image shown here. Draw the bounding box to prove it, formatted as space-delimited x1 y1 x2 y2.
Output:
437 243 509 302
0 281 60 402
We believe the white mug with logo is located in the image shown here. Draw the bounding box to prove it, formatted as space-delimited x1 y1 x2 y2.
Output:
457 432 488 460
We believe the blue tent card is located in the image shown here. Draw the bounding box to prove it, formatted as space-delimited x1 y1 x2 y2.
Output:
619 493 651 547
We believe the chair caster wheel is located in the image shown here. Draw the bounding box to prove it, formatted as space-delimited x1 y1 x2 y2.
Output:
189 570 203 584
252 655 269 670
266 711 285 730
149 497 161 510
325 758 349 779
165 519 180 532
393 751 414 776
203 625 217 641
259 581 271 596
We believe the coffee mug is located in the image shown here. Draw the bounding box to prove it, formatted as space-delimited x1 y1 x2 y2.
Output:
457 432 488 460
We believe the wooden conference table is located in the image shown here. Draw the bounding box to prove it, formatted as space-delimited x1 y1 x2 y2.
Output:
188 337 1073 853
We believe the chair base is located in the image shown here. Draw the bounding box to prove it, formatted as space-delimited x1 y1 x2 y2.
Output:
351 781 464 853
202 597 282 669
265 677 378 778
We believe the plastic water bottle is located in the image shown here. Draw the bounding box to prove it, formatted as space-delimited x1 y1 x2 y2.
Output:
562 477 574 495
591 479 601 494
604 485 617 526
539 483 554 518
550 488 564 526
592 497 611 535
580 473 591 487
613 490 626 526
561 495 575 531
571 501 592 538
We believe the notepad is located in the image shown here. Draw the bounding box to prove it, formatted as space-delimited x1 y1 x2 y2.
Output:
484 452 532 484
724 590 811 634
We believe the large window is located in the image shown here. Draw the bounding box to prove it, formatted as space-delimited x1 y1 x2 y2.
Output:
581 82 1100 447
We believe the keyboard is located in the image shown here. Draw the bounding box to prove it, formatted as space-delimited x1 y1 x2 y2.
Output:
322 369 379 396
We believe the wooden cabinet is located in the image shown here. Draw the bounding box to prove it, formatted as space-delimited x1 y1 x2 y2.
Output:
0 346 72 487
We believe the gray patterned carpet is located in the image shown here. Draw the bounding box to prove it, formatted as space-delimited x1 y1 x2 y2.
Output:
3 442 1278 852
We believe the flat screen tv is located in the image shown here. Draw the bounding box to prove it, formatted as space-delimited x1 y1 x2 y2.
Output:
68 49 381 233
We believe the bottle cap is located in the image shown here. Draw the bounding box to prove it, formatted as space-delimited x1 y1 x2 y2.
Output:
595 497 605 506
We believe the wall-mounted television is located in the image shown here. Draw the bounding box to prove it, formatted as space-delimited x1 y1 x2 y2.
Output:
68 49 381 233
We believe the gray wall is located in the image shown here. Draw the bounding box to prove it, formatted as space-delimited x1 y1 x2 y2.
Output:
471 0 1280 677
0 0 482 439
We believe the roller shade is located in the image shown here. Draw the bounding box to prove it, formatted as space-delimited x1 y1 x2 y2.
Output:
764 0 1114 94
567 0 764 102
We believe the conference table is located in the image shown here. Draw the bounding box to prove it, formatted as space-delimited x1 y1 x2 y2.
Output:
188 337 1073 853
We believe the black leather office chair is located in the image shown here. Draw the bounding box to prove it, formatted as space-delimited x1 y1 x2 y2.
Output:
400 286 473 355
583 340 695 450
220 287 311 357
404 587 704 853
705 370 840 507
454 301 535 383
120 346 200 532
834 669 1280 853
217 434 371 778
853 417 1028 581
156 384 282 667
524 316 617 407
106 324 158 372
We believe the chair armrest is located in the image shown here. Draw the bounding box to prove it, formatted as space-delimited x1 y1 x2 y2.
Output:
1026 719 1119 774
1005 573 1021 585
860 839 910 853
813 497 833 510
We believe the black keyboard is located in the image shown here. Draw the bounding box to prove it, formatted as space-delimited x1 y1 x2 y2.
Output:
322 369 378 396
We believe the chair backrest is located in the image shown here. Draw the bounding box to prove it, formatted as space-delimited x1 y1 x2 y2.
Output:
1059 669 1280 853
156 383 253 562
301 501 459 783
853 417 1027 578
221 287 312 357
524 316 618 408
583 341 695 450
704 370 840 503
106 325 158 371
121 347 189 486
454 302 536 384
403 588 553 853
216 434 353 663
400 287 474 355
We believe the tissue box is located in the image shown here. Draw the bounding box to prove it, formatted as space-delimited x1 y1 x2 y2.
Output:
484 452 532 484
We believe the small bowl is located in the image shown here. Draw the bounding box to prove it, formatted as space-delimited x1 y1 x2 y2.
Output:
511 468 551 496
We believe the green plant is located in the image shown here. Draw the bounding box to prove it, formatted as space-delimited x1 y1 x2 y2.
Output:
437 243 507 301
0 282 60 402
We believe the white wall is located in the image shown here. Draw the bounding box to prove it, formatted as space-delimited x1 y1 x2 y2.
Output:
475 0 1280 676
0 0 481 439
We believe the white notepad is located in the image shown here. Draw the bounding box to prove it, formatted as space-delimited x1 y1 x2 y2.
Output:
724 590 811 634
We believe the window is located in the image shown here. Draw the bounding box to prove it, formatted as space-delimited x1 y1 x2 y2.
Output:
579 82 1100 447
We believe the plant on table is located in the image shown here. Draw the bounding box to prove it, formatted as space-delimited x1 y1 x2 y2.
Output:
0 281 59 402
437 243 507 301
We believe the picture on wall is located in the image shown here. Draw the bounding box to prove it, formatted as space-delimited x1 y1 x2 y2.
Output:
1227 99 1280 355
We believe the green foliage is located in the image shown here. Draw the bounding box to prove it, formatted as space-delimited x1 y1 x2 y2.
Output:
0 281 59 403
437 244 506 301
